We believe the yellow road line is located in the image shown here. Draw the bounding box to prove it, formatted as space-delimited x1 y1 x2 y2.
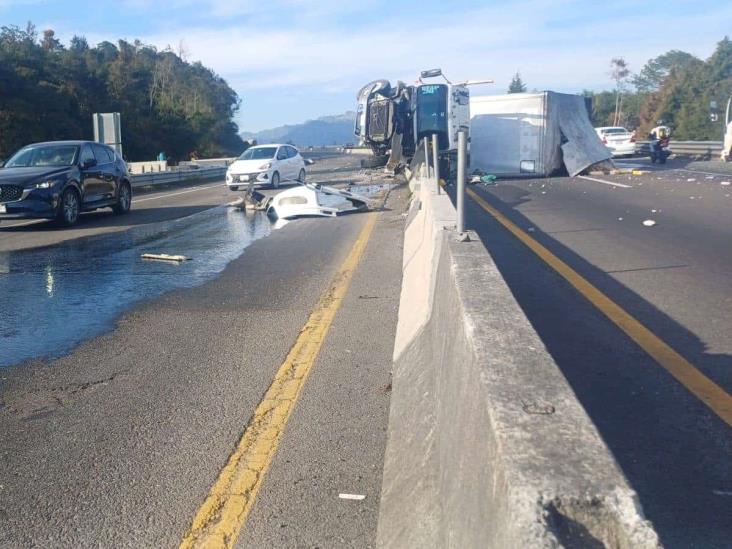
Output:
467 187 732 427
180 213 379 549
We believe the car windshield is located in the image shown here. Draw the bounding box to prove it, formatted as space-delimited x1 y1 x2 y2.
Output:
239 147 276 160
4 144 79 168
602 128 629 135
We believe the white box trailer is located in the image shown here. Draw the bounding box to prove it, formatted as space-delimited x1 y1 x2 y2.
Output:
469 92 612 177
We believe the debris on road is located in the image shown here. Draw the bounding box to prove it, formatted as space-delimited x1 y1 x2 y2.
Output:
141 253 190 262
721 181 731 186
642 220 657 227
266 183 369 220
339 493 366 501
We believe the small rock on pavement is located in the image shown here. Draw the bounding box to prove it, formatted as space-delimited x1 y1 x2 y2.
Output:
642 219 657 227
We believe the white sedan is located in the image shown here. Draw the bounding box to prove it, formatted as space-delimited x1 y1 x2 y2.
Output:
595 127 637 157
226 144 306 190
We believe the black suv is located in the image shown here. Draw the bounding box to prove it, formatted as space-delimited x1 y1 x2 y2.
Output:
0 140 132 226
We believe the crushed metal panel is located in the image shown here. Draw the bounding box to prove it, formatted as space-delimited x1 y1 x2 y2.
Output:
552 92 613 176
266 184 369 220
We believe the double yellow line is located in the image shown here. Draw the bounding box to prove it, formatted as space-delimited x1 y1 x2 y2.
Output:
467 187 732 427
180 213 378 548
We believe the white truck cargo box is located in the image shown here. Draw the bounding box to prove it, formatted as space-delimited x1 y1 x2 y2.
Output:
469 92 612 177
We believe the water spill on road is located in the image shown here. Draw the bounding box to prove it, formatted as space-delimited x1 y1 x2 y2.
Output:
0 206 271 369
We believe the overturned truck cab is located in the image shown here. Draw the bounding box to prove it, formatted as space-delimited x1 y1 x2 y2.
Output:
355 80 414 168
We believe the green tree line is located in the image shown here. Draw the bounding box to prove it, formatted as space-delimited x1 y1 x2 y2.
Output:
583 37 732 140
0 23 245 161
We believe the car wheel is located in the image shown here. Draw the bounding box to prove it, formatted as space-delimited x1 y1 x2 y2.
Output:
57 188 80 226
112 182 132 215
229 185 239 191
298 169 306 183
271 171 280 189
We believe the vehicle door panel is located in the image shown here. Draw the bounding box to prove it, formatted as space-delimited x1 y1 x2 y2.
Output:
92 144 117 200
79 145 103 204
276 147 289 180
287 146 299 179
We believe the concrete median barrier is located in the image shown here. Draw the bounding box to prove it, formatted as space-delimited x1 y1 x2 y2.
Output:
377 175 660 548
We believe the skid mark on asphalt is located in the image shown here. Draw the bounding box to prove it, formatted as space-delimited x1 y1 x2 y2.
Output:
467 187 732 427
179 212 379 549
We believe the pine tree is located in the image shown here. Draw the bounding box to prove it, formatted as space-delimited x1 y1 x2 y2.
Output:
508 72 527 93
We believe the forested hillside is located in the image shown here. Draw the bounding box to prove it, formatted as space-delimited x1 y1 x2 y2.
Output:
0 24 244 161
583 37 732 140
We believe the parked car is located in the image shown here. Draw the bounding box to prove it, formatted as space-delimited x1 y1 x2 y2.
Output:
226 144 306 191
0 141 132 226
595 127 637 157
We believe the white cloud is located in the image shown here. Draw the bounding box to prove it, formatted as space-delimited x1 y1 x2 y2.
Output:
133 0 731 97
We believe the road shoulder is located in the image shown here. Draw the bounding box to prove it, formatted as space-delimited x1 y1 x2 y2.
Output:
239 185 407 548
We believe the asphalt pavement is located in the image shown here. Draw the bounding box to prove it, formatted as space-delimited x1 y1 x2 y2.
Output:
0 155 405 547
456 157 732 548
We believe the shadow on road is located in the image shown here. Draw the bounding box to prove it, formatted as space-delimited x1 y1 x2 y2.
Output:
450 183 732 549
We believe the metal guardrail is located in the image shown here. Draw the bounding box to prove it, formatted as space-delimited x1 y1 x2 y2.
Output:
636 140 723 157
130 166 226 188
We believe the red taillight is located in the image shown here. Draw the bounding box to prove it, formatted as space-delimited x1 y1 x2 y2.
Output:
630 136 636 143
602 137 607 144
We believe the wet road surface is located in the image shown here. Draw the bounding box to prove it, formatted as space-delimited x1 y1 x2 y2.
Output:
454 158 732 548
0 155 405 547
0 206 271 368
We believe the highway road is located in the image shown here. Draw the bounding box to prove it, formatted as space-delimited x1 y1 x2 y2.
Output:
0 155 404 547
458 157 732 548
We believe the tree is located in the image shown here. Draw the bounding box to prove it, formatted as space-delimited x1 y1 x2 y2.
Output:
41 29 62 51
636 37 732 139
0 24 245 161
610 57 630 126
508 72 527 93
632 50 700 92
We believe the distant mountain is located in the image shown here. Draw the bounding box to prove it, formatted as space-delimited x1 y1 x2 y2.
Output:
241 112 356 147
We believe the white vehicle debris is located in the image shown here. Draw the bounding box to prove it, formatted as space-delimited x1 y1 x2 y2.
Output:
266 183 369 220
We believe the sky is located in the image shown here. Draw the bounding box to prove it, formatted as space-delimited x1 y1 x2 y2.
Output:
1 0 731 132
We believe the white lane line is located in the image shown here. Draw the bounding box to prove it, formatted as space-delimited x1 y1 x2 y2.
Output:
577 175 632 188
677 168 732 178
132 182 227 203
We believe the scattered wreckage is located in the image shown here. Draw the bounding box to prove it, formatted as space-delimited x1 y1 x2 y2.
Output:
239 180 370 220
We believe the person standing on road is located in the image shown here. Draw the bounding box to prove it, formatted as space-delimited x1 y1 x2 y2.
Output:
723 120 732 162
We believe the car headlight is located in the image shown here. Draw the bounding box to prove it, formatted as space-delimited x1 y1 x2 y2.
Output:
33 180 59 189
259 162 272 170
